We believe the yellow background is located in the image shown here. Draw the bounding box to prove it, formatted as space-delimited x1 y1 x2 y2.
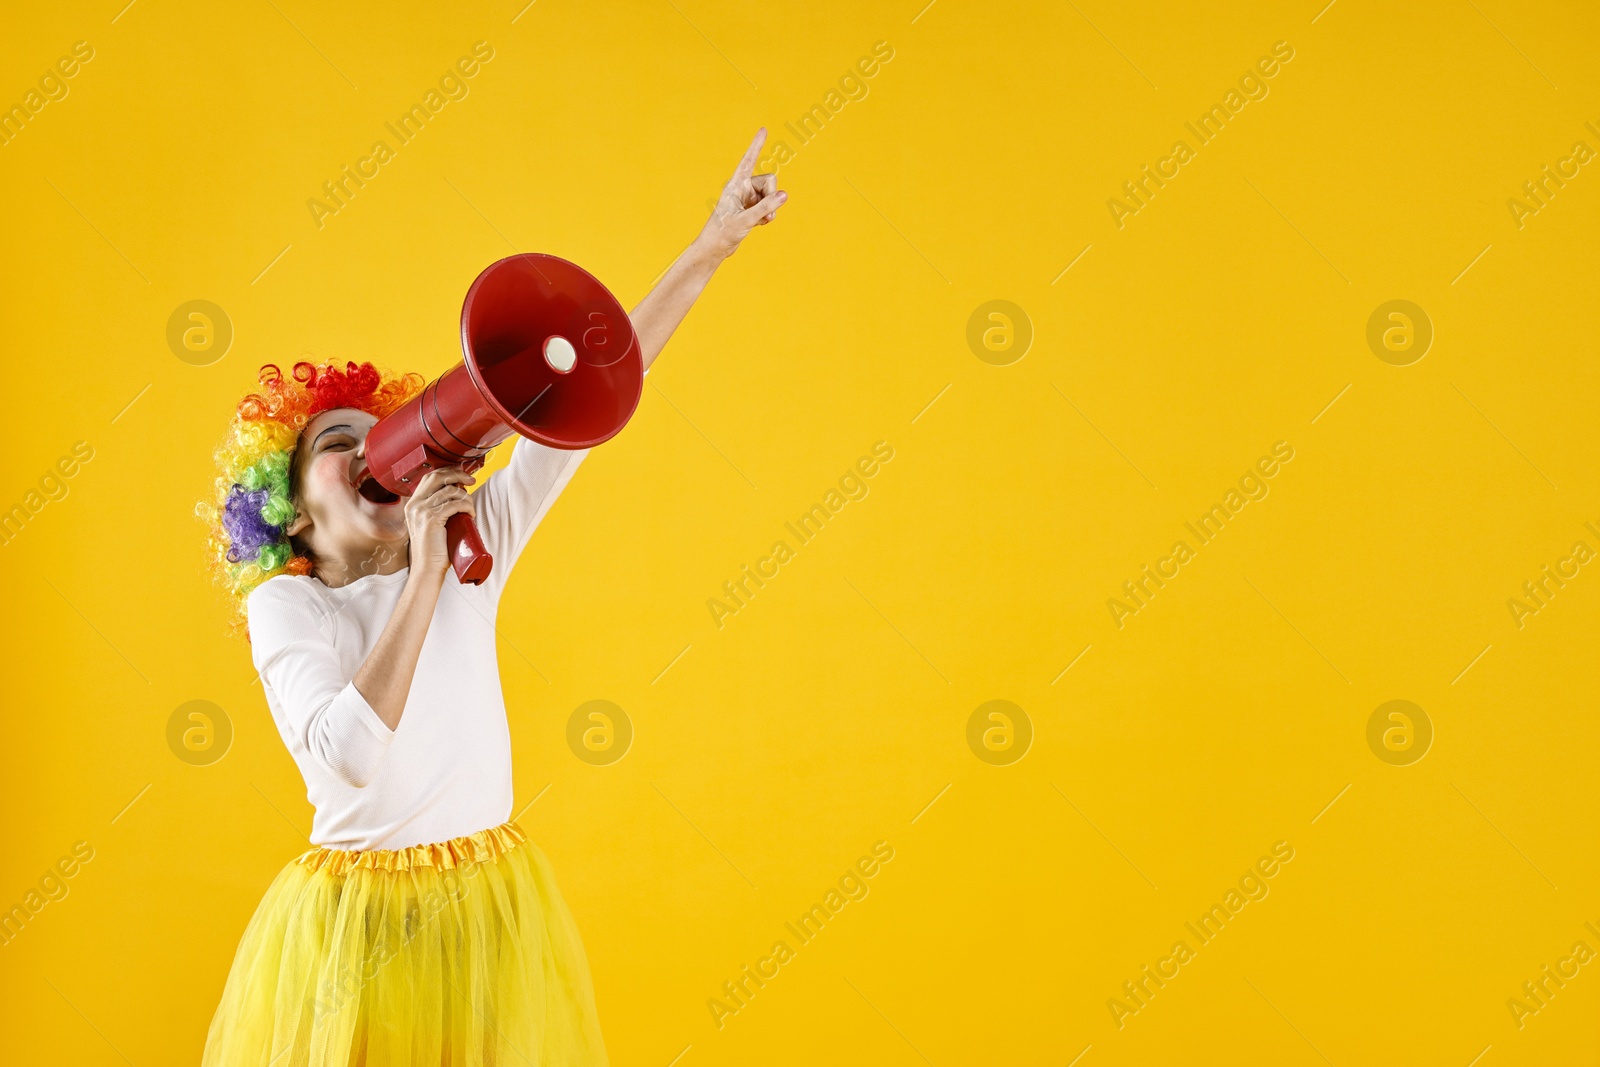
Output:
2 0 1598 1063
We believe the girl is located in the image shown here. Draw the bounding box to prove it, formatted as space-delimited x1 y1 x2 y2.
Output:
199 130 786 1065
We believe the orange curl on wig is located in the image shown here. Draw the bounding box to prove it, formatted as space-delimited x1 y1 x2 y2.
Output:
198 360 425 638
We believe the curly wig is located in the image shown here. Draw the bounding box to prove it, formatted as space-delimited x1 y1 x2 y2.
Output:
199 360 424 635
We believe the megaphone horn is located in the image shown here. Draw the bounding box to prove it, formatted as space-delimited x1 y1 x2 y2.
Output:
364 253 643 584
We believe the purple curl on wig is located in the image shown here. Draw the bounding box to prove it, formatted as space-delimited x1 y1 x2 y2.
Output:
222 485 282 564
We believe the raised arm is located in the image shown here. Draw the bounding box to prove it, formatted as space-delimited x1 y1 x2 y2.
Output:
468 130 787 601
629 127 788 371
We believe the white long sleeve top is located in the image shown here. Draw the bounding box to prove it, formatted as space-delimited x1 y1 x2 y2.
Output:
245 416 608 851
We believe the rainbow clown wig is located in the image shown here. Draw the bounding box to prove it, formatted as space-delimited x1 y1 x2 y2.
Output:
200 360 424 635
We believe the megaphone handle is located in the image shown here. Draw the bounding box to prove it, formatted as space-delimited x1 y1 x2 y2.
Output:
446 513 494 585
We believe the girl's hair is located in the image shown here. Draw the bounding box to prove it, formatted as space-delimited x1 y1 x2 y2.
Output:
199 360 424 635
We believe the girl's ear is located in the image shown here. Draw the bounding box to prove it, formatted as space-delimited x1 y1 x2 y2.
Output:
286 509 309 538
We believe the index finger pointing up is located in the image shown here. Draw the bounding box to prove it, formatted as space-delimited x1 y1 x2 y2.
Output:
732 127 767 181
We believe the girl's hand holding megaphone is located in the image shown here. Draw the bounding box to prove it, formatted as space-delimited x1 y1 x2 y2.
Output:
404 467 477 578
697 127 788 261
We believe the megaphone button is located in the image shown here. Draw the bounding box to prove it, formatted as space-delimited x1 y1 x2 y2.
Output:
544 335 577 374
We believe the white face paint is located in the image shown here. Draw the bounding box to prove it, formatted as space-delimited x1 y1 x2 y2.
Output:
290 408 410 561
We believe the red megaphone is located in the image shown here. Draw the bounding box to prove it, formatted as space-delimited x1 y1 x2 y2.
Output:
363 253 642 583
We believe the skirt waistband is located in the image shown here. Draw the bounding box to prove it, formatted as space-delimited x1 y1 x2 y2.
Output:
294 821 528 875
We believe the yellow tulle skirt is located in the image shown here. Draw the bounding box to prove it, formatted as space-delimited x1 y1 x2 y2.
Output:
202 821 607 1066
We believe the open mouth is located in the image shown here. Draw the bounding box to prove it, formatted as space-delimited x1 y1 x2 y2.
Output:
357 474 401 505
